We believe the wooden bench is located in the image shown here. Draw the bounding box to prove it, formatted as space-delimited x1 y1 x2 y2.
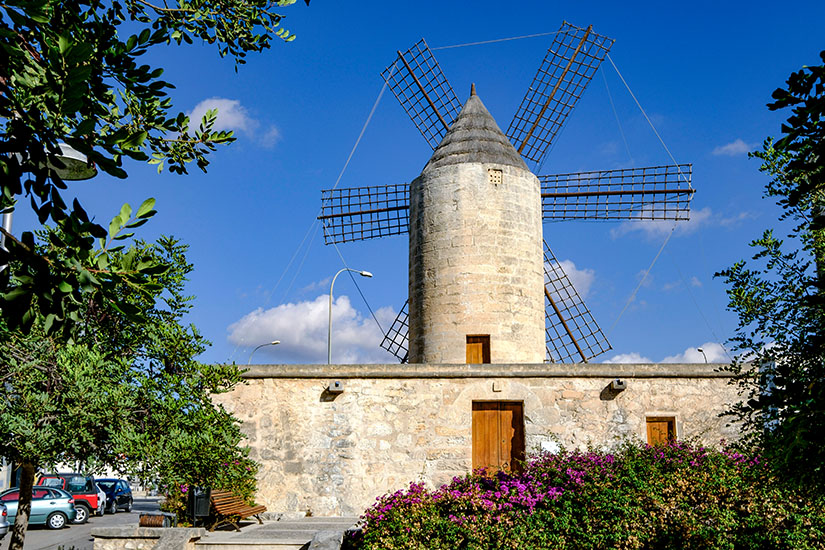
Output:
209 490 267 531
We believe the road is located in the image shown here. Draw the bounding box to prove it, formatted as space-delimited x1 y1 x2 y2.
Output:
0 498 161 550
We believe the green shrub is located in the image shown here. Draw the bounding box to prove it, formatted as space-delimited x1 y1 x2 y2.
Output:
352 441 825 549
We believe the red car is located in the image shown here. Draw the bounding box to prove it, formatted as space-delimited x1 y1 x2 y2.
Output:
36 473 100 524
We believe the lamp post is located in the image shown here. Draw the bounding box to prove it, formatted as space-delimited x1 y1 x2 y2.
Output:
2 144 97 273
328 268 373 364
248 340 280 364
697 348 708 363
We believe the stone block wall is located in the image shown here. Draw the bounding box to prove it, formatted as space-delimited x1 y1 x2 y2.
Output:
408 162 544 364
216 363 741 518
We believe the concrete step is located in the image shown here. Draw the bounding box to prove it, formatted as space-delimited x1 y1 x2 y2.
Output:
195 517 358 550
197 541 310 550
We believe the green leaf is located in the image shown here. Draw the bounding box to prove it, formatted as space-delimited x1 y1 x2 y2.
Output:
136 198 157 219
109 215 123 238
58 35 70 54
119 203 133 223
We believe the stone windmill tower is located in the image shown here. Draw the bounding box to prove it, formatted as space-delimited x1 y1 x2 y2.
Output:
319 22 695 365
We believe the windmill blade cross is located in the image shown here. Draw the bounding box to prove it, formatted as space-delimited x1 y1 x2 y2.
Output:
544 240 611 363
380 299 410 363
508 22 614 168
319 184 410 244
540 164 694 221
381 39 463 149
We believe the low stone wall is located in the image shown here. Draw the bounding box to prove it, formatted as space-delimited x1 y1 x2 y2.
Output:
92 526 205 550
216 363 741 517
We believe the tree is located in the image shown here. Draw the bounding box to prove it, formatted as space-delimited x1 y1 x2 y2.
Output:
717 50 825 487
0 0 307 338
1 224 256 548
1 0 308 546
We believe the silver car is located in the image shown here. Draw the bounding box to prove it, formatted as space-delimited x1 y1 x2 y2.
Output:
0 487 76 529
0 501 9 539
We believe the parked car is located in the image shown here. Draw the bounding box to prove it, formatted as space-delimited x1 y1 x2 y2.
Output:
36 473 100 524
95 478 133 514
0 502 9 539
94 481 107 516
0 487 76 529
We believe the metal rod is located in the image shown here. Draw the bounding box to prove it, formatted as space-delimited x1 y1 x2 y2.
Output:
317 204 408 221
517 25 592 155
545 285 587 363
397 50 450 131
541 188 695 199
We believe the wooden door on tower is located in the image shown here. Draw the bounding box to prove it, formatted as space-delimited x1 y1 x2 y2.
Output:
472 401 525 473
466 335 490 363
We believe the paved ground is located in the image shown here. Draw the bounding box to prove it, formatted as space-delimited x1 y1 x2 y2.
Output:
200 517 358 544
0 498 160 550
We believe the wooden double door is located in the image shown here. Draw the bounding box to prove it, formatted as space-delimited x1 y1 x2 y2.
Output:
472 401 525 473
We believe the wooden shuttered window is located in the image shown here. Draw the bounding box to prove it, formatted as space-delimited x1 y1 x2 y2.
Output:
646 416 676 446
466 335 491 364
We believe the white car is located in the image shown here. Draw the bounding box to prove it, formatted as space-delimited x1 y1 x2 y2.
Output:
94 482 106 516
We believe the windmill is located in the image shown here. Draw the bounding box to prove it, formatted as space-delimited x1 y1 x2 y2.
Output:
318 22 694 364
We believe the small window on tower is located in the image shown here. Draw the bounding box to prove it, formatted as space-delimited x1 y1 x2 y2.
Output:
488 168 503 186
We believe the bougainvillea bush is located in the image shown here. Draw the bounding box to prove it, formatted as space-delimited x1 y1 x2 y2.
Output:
351 441 825 550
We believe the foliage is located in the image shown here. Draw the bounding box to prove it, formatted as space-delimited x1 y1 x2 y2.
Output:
352 442 825 550
0 216 257 545
0 0 306 339
716 50 825 487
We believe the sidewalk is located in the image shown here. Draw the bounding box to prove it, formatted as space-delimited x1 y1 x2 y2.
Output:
195 517 359 550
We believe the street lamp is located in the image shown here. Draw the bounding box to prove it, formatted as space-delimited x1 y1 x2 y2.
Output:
1 144 97 273
248 340 280 364
328 268 373 364
697 348 708 363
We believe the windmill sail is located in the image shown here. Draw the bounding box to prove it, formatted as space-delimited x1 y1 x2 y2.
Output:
541 164 694 220
544 240 611 363
319 184 410 244
381 39 463 149
380 300 409 363
508 22 614 168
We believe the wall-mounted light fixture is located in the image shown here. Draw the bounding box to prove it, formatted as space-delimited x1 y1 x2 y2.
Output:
327 380 344 394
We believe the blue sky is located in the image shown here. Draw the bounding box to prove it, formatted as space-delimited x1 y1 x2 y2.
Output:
14 0 825 365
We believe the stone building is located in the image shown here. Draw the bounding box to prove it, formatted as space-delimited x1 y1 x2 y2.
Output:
217 90 740 517
217 363 739 517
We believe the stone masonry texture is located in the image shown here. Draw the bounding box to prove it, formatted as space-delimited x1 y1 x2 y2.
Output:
407 91 545 364
215 363 741 518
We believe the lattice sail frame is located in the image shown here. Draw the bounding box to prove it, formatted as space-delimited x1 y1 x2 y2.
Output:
320 24 694 364
319 184 410 244
541 164 694 220
544 240 611 363
380 300 410 363
381 39 463 150
507 21 614 168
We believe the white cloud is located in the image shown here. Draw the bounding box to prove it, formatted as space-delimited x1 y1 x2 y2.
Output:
259 125 281 149
610 207 713 240
547 259 595 299
718 211 756 227
188 97 281 148
604 352 653 364
227 294 398 364
690 276 702 288
189 98 256 133
712 139 755 157
603 342 730 364
661 342 728 363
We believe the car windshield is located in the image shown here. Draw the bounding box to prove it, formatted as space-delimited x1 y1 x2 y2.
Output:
66 475 92 492
39 478 63 488
97 481 115 491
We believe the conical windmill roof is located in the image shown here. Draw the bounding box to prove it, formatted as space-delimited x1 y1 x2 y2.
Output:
423 85 529 172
